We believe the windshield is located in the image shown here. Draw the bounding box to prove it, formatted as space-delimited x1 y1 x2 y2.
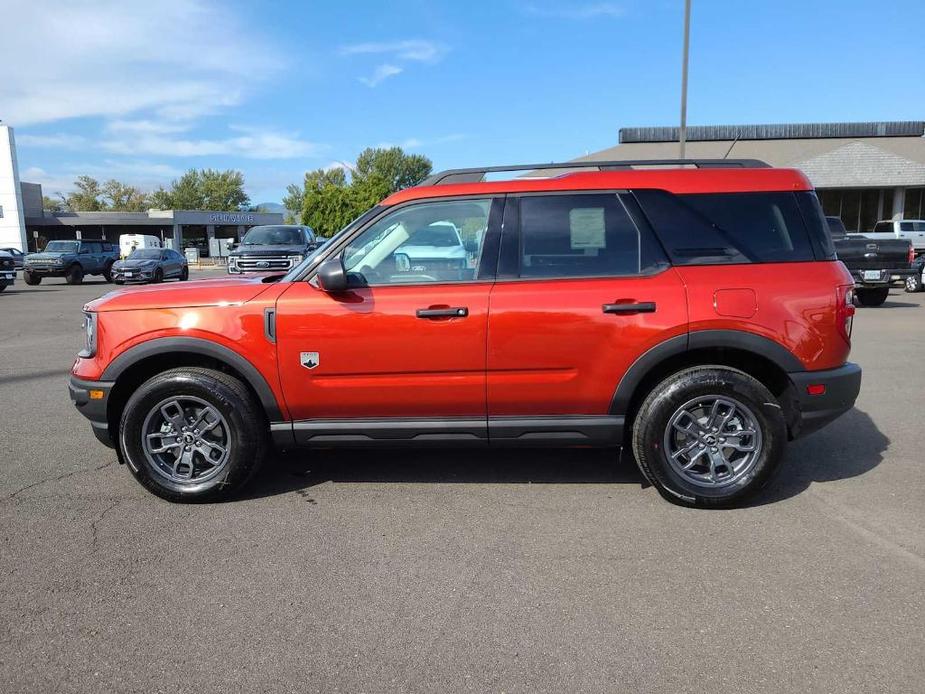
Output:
401 225 460 247
128 249 161 260
44 241 78 253
242 226 304 246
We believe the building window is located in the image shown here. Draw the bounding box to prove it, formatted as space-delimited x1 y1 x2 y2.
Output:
814 187 897 231
905 188 925 220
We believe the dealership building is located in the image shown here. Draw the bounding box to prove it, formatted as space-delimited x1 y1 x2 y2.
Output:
577 121 925 231
0 124 283 256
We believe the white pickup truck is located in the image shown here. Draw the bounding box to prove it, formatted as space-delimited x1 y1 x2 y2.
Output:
857 220 925 254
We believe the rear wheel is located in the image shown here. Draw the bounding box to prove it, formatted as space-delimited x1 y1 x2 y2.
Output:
632 366 787 508
23 271 41 285
855 287 889 306
118 367 267 502
65 264 84 285
904 271 923 293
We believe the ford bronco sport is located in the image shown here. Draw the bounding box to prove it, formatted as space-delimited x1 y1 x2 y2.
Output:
69 160 861 507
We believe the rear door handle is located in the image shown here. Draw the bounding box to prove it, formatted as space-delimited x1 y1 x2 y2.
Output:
416 306 469 319
602 302 657 314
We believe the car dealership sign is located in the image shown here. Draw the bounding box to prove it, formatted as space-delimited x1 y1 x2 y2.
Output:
208 213 256 224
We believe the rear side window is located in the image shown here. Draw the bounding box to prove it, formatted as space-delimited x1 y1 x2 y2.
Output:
516 193 666 278
900 221 925 232
634 190 816 264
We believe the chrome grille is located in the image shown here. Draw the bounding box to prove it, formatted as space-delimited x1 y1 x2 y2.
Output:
234 256 293 271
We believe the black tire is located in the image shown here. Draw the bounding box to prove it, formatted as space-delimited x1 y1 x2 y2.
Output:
0 284 6 292
855 287 889 307
153 268 163 284
113 280 124 285
118 367 267 502
631 366 787 508
23 271 41 285
179 266 189 281
65 264 84 285
904 271 923 293
103 262 114 283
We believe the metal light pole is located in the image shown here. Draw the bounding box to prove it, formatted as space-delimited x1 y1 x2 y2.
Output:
679 0 691 159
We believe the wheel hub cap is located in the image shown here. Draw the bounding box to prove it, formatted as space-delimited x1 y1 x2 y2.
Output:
663 395 763 489
141 396 231 485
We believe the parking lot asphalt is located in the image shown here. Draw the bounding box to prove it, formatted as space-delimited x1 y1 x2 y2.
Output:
1 272 923 693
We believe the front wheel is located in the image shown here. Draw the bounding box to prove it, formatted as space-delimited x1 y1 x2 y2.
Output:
855 287 889 307
632 367 787 508
23 271 41 285
152 268 163 284
905 271 924 293
179 266 189 281
65 264 84 285
118 368 267 502
103 263 114 283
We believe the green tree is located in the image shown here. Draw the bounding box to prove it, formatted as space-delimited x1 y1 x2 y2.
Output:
66 175 106 211
147 186 173 210
42 195 64 213
282 183 305 224
200 168 249 211
295 147 432 237
102 179 148 212
166 170 206 210
353 147 432 193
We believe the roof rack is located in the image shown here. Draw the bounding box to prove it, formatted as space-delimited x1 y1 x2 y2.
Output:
419 159 771 186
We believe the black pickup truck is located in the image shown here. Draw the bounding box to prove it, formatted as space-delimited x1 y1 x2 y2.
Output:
826 216 914 307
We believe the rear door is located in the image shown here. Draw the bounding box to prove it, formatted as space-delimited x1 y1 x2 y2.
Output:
275 197 502 443
486 192 688 442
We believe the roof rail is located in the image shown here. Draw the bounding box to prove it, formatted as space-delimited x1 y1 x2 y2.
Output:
419 159 771 186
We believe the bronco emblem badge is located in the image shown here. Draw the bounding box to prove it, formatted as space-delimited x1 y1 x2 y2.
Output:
300 352 319 369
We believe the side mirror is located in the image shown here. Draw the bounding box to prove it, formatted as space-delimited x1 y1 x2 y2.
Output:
464 239 479 253
316 256 348 292
394 252 411 272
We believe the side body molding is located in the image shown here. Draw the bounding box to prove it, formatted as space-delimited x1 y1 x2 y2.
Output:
609 330 805 415
100 336 284 421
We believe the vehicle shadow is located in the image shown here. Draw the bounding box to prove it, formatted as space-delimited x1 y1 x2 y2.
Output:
242 407 887 505
243 446 641 500
859 300 919 309
747 407 888 506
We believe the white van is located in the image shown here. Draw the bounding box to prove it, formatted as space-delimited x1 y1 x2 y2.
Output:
119 234 161 259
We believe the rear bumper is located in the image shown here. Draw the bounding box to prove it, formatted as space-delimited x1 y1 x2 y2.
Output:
788 363 862 439
849 268 913 285
68 375 115 447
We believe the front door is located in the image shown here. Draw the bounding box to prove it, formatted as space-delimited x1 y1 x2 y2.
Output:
486 192 688 440
275 197 501 443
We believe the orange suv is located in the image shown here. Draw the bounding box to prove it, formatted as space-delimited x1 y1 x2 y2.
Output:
69 160 861 507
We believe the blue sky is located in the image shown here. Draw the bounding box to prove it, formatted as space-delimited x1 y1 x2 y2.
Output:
4 0 924 204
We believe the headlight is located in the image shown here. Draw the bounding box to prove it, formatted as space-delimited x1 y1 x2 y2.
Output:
55 257 64 264
78 312 97 358
289 255 304 264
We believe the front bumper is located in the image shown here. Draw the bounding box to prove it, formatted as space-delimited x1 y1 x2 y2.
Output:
788 362 862 439
25 265 64 276
68 375 115 447
111 269 155 283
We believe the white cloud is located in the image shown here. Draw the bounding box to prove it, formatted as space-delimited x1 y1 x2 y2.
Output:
339 40 446 63
101 126 326 160
16 133 88 149
0 0 281 126
21 160 184 194
376 134 466 150
358 64 403 87
105 120 194 135
523 2 624 19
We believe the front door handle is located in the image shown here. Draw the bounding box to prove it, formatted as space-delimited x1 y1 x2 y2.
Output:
416 306 469 319
602 301 657 315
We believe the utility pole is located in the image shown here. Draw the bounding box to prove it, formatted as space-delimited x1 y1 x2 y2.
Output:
679 0 691 159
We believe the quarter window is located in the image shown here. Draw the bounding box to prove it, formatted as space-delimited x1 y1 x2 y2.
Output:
516 194 663 278
342 199 492 286
635 190 815 264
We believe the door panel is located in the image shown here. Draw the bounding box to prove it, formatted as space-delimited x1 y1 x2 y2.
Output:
276 281 492 421
487 272 688 415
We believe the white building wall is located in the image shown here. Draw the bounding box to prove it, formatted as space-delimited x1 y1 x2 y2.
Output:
0 125 28 252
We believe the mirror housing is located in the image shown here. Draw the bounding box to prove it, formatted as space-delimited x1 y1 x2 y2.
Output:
393 252 411 273
316 256 348 292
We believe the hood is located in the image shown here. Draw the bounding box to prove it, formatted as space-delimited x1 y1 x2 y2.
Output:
231 244 307 256
27 252 68 261
399 244 466 259
114 258 160 269
85 276 275 313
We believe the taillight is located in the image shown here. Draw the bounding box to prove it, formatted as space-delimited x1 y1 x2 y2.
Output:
836 285 855 343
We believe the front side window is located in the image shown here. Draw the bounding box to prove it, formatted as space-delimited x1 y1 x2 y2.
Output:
516 193 662 278
342 199 491 286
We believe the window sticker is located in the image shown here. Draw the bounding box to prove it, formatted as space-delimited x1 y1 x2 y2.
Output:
569 208 606 249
